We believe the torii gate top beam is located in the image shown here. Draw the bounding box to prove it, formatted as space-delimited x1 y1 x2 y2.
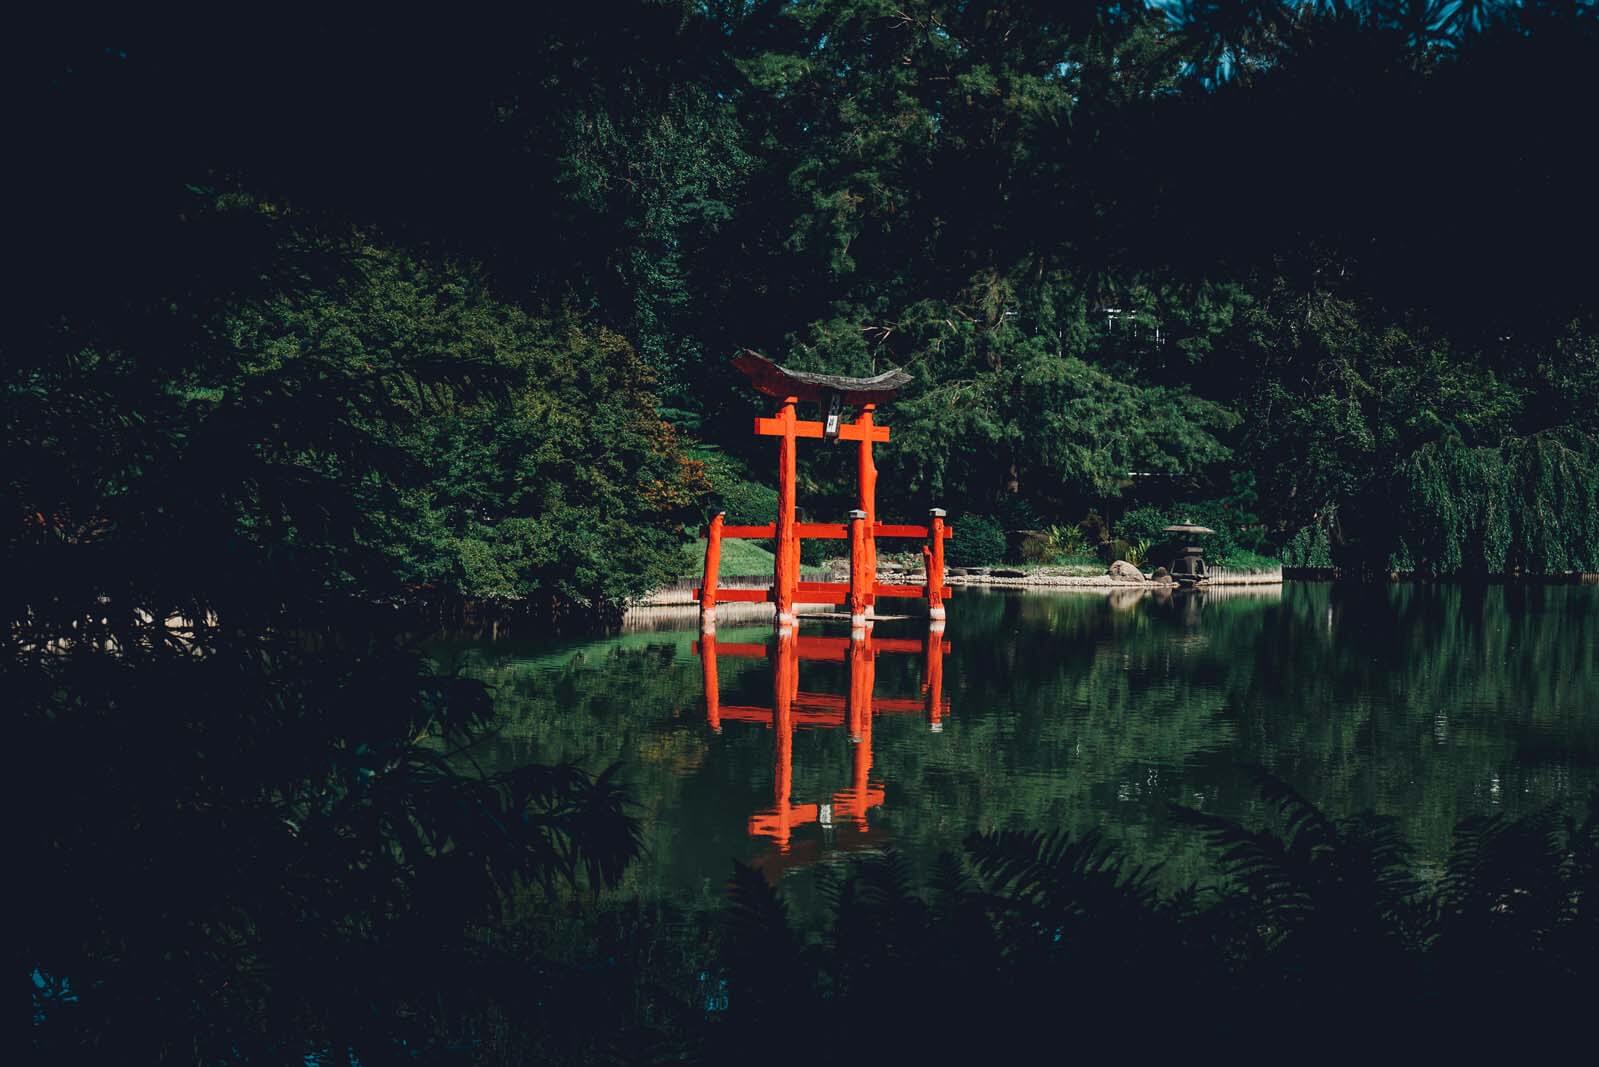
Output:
733 350 912 406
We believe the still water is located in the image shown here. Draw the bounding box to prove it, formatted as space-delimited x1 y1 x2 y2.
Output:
431 583 1599 903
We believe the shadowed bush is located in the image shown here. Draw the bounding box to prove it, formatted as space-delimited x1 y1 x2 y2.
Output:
947 513 1007 566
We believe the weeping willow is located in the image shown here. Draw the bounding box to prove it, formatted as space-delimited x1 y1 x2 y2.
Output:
1390 433 1599 575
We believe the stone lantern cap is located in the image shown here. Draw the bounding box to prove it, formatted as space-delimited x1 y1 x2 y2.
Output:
1162 522 1215 536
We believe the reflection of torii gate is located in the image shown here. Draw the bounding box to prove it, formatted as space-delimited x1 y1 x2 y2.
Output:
696 352 952 634
695 630 949 861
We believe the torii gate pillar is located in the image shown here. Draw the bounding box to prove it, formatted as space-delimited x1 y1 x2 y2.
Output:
855 404 878 624
775 396 800 630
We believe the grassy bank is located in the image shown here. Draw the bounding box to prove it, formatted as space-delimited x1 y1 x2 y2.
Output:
677 539 832 580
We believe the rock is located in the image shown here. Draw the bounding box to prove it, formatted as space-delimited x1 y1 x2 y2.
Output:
1107 587 1146 611
1152 566 1173 584
948 567 969 576
1109 560 1147 582
992 568 1029 578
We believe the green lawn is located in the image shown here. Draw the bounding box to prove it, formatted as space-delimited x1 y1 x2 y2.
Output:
1213 549 1282 573
679 539 831 580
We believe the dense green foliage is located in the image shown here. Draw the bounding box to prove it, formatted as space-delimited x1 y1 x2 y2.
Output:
1282 519 1338 569
694 447 779 526
947 514 1008 566
215 218 703 613
9 213 650 1058
1389 433 1599 576
10 138 684 1063
18 2 1599 578
9 196 705 622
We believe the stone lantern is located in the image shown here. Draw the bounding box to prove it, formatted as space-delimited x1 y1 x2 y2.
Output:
1161 522 1215 587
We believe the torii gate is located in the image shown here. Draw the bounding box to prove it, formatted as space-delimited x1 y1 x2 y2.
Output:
696 352 952 635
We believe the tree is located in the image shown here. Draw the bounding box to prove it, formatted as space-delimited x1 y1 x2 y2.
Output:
210 212 706 616
8 196 682 1057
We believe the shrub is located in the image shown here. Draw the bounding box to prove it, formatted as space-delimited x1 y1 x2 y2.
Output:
692 447 778 525
800 538 837 568
1116 505 1176 548
1282 523 1334 568
1103 538 1150 566
1021 523 1089 564
1019 531 1054 563
714 478 778 525
948 514 1007 565
1125 539 1152 567
1051 523 1087 557
1078 509 1111 546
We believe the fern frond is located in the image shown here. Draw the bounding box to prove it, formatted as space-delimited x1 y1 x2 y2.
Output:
1252 767 1338 859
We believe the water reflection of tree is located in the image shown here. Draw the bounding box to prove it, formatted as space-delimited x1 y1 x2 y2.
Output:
452 584 1599 900
716 777 1599 1061
1236 583 1599 862
872 591 1245 887
437 629 778 904
949 585 1599 875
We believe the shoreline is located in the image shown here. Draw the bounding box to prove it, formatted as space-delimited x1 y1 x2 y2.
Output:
946 569 1284 589
634 566 1285 611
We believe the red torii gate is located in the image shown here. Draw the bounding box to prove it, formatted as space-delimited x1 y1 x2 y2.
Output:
696 352 951 633
695 630 950 863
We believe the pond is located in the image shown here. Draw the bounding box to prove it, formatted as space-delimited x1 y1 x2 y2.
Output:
430 582 1599 906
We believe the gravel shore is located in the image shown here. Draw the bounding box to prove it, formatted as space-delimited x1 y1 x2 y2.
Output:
946 569 1284 589
639 566 1284 606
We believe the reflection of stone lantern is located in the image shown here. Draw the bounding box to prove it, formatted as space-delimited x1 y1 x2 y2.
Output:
1162 522 1215 587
